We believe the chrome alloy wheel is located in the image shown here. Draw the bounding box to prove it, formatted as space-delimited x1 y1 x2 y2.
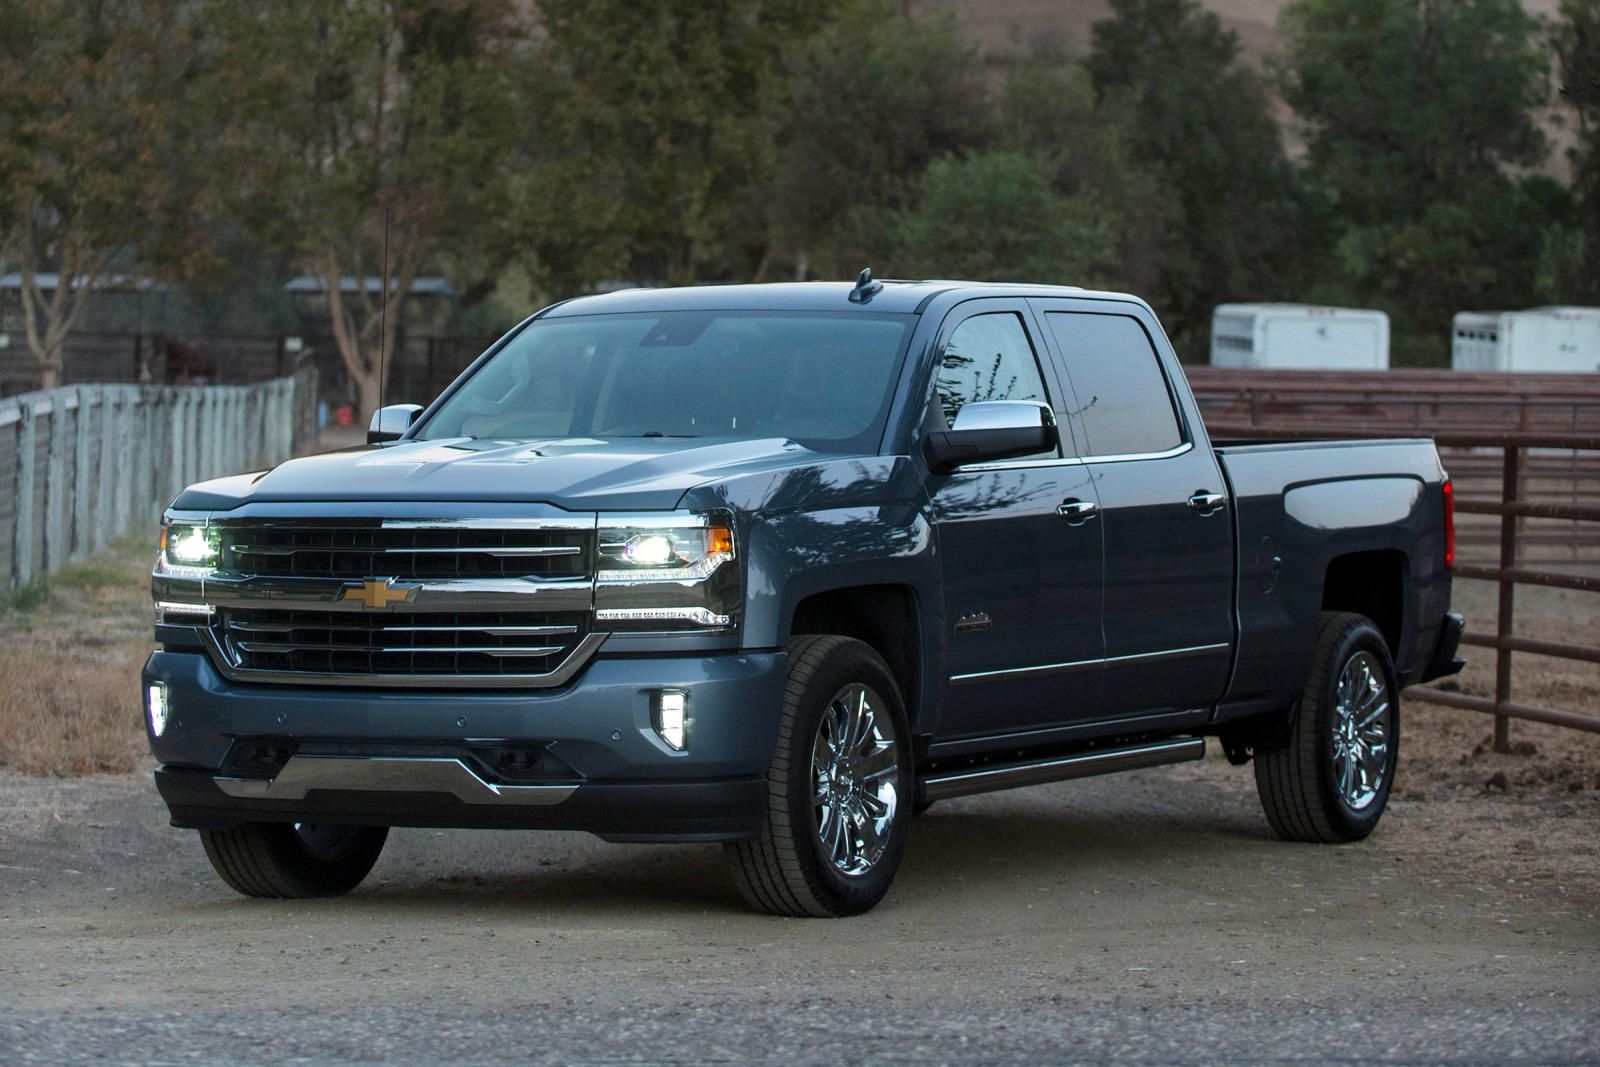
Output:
811 683 900 876
1331 651 1391 811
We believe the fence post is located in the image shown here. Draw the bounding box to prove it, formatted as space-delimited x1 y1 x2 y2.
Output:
72 387 93 561
1494 445 1520 753
95 391 117 552
43 398 67 574
12 402 36 589
112 391 133 539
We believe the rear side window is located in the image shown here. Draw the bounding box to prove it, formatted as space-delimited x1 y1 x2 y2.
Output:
1044 312 1183 457
936 312 1049 425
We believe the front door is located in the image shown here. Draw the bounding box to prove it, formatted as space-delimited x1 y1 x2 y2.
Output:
925 302 1106 740
1033 301 1234 719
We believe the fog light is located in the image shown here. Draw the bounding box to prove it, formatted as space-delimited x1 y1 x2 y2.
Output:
654 690 689 751
146 682 170 738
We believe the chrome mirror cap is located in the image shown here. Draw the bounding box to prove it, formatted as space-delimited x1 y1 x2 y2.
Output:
367 403 424 444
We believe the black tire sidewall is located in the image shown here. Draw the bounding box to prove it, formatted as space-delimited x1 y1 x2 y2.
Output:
783 641 914 915
1309 620 1401 839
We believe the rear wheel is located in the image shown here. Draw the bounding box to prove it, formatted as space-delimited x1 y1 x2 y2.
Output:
724 635 914 916
1254 612 1400 843
200 822 388 898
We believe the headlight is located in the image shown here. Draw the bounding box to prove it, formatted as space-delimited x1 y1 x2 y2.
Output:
156 524 219 579
598 519 734 581
595 513 738 631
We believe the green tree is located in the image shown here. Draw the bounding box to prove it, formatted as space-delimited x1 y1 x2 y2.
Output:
768 4 992 280
1280 0 1553 364
1088 0 1313 358
893 151 1113 282
0 1 204 389
537 0 844 287
200 0 531 417
1552 0 1600 304
996 57 1170 294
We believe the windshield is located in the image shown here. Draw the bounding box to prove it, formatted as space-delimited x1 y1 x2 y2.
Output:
416 310 916 453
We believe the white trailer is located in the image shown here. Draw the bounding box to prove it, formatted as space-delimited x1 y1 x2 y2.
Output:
1451 307 1600 373
1210 304 1390 370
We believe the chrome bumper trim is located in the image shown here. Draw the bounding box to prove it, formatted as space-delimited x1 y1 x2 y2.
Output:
214 755 577 806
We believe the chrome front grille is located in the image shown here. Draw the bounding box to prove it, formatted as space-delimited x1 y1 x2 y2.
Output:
220 524 592 581
218 609 591 678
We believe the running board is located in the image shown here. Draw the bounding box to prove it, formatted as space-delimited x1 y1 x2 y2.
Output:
918 736 1205 803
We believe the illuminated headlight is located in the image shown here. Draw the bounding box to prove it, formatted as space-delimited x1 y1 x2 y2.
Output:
594 513 739 632
145 682 170 738
622 534 676 567
157 524 219 577
598 518 734 581
653 690 689 750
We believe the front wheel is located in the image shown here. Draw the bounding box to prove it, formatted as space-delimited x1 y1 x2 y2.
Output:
1254 611 1400 843
724 635 914 916
199 822 388 898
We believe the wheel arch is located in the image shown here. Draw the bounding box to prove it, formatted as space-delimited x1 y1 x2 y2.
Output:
1320 549 1407 660
788 584 926 734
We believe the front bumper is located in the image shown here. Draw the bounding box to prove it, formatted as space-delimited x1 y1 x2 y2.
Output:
143 649 786 842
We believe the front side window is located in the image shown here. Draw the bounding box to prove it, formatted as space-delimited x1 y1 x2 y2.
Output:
417 311 915 454
1044 312 1184 457
935 312 1050 425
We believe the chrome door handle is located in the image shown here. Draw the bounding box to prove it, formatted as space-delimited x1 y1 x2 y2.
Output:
1188 491 1226 515
1057 499 1098 525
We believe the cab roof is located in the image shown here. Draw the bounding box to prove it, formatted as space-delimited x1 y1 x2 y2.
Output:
541 280 1107 318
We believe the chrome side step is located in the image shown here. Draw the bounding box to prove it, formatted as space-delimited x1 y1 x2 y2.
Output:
918 736 1205 803
214 755 577 806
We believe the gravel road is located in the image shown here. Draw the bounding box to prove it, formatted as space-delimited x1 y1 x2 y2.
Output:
3 750 1596 1066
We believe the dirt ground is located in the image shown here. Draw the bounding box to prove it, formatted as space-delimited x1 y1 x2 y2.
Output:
2 512 1597 1063
2 742 1597 1066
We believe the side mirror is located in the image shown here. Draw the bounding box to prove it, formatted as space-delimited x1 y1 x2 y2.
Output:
922 400 1058 473
368 403 424 444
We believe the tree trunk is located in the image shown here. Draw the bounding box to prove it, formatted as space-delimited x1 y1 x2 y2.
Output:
16 221 101 393
356 375 382 428
319 249 417 424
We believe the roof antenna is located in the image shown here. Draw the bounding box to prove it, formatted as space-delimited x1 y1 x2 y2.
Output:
848 266 883 304
377 205 391 416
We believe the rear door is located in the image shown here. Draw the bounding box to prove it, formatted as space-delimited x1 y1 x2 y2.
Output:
1031 299 1234 720
924 300 1106 740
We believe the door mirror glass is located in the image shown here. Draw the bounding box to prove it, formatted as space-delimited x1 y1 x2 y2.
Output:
368 403 424 444
923 400 1059 472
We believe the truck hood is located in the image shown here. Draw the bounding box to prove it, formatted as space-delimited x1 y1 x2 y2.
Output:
174 436 864 513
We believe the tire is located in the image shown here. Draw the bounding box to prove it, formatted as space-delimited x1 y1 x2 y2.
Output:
724 635 914 917
199 822 388 898
1254 611 1401 843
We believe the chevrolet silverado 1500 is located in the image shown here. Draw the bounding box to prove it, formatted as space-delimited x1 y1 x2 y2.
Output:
145 275 1464 915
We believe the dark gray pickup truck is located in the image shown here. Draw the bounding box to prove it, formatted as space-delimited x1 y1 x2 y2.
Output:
144 276 1464 916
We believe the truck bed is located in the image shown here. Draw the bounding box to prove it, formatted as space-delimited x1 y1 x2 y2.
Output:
1211 435 1452 722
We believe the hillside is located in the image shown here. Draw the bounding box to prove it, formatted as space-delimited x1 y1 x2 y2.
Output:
913 0 1564 65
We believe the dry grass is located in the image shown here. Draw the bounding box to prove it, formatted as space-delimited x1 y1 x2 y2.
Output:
0 537 155 776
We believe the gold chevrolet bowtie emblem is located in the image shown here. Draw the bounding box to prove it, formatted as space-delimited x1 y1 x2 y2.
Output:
342 578 420 610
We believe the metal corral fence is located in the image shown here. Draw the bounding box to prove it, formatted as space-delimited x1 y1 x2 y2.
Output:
0 360 318 592
1198 366 1600 750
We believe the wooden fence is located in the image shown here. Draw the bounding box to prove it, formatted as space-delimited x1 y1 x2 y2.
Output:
0 361 318 592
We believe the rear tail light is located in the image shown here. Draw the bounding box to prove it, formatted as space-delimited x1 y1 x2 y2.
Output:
1441 477 1455 572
